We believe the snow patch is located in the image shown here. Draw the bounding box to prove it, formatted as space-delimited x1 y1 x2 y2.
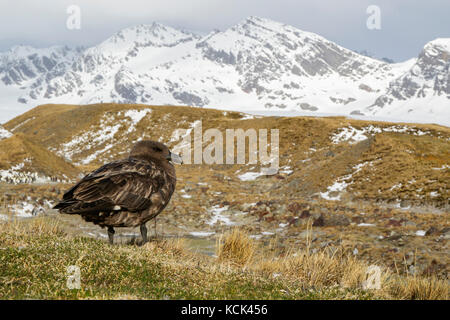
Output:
331 124 435 145
190 231 215 237
237 171 264 181
415 230 426 237
358 223 376 227
331 126 369 144
320 161 373 200
0 126 12 140
2 200 51 219
206 205 235 226
279 166 293 175
120 108 152 133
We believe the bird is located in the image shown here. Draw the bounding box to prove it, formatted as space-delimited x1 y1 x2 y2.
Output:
53 140 183 244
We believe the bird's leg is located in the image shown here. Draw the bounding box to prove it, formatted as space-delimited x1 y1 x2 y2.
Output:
107 226 115 245
154 217 158 239
140 224 148 244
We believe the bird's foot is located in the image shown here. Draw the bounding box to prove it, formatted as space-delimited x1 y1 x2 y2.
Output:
107 226 115 245
140 224 148 245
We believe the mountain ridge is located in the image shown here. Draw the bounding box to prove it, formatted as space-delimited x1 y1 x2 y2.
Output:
0 17 448 125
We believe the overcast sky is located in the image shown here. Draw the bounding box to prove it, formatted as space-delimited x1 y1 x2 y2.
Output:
0 0 449 61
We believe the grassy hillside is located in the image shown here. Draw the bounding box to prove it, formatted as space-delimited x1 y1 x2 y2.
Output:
3 103 449 207
0 133 79 178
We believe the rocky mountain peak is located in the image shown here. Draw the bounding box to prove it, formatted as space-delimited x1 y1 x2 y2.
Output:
0 19 448 126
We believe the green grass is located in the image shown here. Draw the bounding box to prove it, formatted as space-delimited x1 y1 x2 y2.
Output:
0 218 379 300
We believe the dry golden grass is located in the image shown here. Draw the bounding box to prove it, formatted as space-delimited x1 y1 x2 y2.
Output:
385 275 449 300
142 237 188 257
0 216 65 238
214 226 449 299
250 223 374 289
216 228 256 266
0 217 65 249
254 248 369 289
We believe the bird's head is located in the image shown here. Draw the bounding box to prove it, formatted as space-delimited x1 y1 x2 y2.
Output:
130 140 183 166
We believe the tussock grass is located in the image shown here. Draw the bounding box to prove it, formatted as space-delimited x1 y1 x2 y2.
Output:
211 225 448 300
254 248 370 289
385 275 449 300
142 237 188 258
1 217 64 235
216 228 255 266
249 223 377 290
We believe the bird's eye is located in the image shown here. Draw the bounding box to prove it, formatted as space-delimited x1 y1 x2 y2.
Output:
153 146 162 152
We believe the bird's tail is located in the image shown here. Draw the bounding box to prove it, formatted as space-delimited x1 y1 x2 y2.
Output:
53 200 76 213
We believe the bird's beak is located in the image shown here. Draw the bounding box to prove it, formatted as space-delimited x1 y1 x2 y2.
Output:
167 151 183 164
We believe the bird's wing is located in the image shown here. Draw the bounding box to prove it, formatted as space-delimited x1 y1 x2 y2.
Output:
55 158 166 213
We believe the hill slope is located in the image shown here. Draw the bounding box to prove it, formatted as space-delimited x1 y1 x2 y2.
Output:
0 133 79 183
3 103 449 209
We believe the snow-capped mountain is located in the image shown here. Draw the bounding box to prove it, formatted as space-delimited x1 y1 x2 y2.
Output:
0 45 80 87
367 38 450 122
0 16 449 126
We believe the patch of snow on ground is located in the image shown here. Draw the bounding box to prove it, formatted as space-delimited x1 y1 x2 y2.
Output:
80 143 115 165
429 191 439 197
320 177 351 200
331 125 434 145
120 109 152 132
170 120 201 154
432 165 449 170
10 117 34 132
206 205 235 226
0 126 12 140
389 183 402 191
123 109 152 124
190 231 215 237
331 126 369 144
415 230 426 236
239 113 255 120
57 113 125 164
180 189 192 198
320 161 373 200
2 200 48 219
279 166 293 175
237 171 264 181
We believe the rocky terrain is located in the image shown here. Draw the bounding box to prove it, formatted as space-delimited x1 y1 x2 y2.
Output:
0 103 448 280
0 17 448 125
